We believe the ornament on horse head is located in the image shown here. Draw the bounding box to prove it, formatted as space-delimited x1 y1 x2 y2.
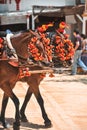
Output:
58 21 69 34
37 22 54 33
59 22 66 29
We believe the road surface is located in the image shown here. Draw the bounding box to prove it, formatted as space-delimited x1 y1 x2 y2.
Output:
0 72 87 130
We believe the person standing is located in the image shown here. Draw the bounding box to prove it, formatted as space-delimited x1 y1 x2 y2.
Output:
80 34 87 66
80 34 87 52
71 30 87 75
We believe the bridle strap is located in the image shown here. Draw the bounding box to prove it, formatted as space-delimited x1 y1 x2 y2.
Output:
17 53 28 62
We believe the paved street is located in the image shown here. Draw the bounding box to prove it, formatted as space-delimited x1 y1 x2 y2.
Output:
0 72 87 130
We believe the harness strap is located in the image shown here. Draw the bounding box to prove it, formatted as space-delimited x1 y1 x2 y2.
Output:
29 30 41 39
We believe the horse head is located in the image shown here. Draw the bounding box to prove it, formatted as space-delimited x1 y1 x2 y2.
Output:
10 30 53 67
11 30 34 63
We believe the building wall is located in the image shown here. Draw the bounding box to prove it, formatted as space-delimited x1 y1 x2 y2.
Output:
0 0 85 12
0 0 76 26
0 0 85 32
81 0 85 3
0 0 76 12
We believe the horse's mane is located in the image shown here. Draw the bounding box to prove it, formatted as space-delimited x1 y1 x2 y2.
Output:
12 30 33 38
11 30 36 46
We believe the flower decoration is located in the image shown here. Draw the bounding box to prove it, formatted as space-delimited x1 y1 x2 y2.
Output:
40 73 46 78
59 22 66 29
40 33 53 61
49 73 55 77
19 67 31 79
54 35 74 61
28 34 53 62
28 22 74 66
28 37 44 61
37 22 54 33
52 21 74 63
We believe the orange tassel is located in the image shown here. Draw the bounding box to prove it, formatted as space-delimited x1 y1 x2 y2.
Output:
49 73 55 77
40 73 46 78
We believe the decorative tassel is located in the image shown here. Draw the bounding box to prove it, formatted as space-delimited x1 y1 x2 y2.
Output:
49 73 55 77
25 67 31 77
40 73 46 78
25 71 31 77
19 67 31 79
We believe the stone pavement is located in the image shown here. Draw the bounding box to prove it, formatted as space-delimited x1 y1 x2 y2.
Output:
0 72 87 130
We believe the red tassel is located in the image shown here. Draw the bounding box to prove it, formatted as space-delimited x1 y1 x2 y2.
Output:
49 73 55 77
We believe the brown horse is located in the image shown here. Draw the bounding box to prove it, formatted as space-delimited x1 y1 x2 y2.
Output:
0 31 52 128
19 65 52 129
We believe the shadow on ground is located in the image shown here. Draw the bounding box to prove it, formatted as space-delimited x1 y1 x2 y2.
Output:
44 74 87 86
0 118 50 130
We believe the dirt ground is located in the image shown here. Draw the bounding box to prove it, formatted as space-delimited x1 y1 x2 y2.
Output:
0 71 87 130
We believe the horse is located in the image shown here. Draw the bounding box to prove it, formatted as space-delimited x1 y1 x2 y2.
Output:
0 30 52 128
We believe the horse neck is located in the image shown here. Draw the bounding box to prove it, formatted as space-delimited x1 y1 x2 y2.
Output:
11 32 31 60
